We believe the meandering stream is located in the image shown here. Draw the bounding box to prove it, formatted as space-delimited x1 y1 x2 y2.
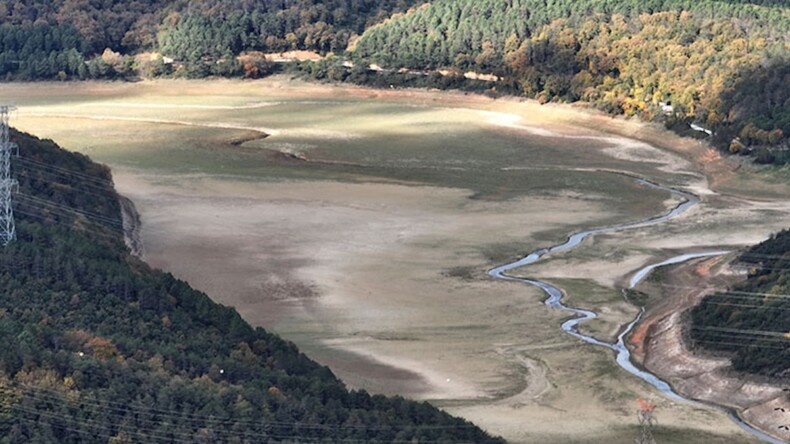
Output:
488 177 782 444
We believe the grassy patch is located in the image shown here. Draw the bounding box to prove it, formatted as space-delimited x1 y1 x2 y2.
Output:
623 288 650 306
717 162 790 200
551 278 623 307
443 265 479 281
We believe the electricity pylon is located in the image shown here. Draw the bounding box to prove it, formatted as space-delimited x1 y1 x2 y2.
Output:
0 105 17 245
636 398 657 444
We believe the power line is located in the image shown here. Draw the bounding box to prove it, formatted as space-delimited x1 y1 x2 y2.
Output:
699 291 790 304
699 301 790 310
9 392 478 444
19 195 123 231
14 400 348 444
13 208 123 244
14 403 347 444
686 326 790 349
730 264 790 273
14 162 119 198
705 291 790 301
686 323 790 342
8 381 480 433
14 156 113 187
692 325 789 337
12 206 126 248
732 252 790 261
689 327 790 341
11 384 483 441
737 268 790 277
14 407 201 444
16 193 122 228
691 338 790 351
20 182 120 206
642 283 790 300
689 332 790 347
14 200 122 235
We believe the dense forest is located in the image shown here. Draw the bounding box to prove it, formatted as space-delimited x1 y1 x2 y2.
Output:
351 0 790 163
0 0 788 163
689 230 790 377
0 0 423 53
1 0 425 54
0 129 502 443
0 0 425 79
157 0 426 60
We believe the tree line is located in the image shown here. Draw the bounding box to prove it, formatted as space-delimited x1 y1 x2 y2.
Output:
0 0 788 163
352 0 790 163
0 0 424 80
0 0 424 58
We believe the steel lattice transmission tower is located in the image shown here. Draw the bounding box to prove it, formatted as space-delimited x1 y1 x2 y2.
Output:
635 398 657 444
0 105 17 245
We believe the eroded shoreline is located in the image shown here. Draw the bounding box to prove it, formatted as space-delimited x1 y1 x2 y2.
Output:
633 256 789 443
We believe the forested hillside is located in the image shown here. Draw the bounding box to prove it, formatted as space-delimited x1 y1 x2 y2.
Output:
0 129 502 443
0 0 425 79
1 0 788 163
689 230 790 377
351 0 790 163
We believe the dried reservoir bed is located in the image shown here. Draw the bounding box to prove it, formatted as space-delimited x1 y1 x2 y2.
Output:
3 78 789 443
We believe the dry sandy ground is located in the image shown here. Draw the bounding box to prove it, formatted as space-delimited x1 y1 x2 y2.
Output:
115 170 763 443
115 172 608 399
471 173 790 442
8 78 790 442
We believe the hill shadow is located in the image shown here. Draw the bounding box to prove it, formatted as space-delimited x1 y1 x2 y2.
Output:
709 58 790 163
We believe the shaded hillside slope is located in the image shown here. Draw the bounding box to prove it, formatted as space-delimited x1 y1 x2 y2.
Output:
689 230 790 377
0 129 502 443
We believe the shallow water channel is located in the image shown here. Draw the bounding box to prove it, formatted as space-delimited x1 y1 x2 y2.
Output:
488 177 781 444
